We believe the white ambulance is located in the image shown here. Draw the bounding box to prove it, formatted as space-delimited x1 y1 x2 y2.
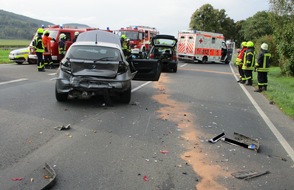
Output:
177 30 230 64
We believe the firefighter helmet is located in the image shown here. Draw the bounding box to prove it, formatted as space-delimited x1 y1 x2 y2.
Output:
74 31 79 36
37 28 44 34
121 34 126 39
59 33 66 39
44 30 50 35
246 41 254 47
261 43 268 50
241 41 247 47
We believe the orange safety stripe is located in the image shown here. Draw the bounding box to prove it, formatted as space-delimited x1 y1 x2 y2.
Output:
195 48 222 56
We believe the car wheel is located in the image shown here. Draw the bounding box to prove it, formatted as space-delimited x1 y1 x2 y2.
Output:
120 85 131 104
16 60 24 64
172 66 177 73
55 86 68 102
225 58 230 64
202 57 208 64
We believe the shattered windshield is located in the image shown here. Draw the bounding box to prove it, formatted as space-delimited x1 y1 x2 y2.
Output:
67 45 122 61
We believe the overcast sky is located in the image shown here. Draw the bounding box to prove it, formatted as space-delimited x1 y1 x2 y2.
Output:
1 0 270 36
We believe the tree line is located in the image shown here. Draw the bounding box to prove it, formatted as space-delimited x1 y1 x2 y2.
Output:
0 10 53 40
189 1 294 76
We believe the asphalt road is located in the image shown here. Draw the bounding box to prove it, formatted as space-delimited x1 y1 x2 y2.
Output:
0 62 293 190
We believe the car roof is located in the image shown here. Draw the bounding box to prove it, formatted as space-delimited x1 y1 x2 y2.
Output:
77 30 121 47
71 41 121 49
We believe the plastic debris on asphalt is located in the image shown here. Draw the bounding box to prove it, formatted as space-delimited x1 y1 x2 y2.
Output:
143 175 149 181
208 132 260 152
160 150 169 154
231 170 270 180
54 124 71 131
10 178 23 181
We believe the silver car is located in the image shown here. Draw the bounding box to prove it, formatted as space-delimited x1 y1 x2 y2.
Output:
55 30 161 103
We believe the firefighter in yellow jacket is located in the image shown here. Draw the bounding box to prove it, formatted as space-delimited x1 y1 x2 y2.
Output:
33 28 45 72
242 41 256 86
254 43 271 92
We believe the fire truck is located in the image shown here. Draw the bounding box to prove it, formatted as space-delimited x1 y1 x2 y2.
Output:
28 25 95 64
177 30 230 64
117 25 159 53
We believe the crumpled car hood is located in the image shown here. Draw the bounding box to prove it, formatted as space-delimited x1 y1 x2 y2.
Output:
71 60 119 78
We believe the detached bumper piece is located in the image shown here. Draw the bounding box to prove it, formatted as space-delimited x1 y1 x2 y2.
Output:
231 170 270 180
208 132 260 152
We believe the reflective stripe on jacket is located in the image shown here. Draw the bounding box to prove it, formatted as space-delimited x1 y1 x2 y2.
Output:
256 50 271 72
34 35 44 53
242 48 255 70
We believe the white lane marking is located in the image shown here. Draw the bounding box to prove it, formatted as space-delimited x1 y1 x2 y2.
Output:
229 63 294 162
48 73 56 76
132 63 187 93
132 81 152 92
0 78 28 85
180 63 188 67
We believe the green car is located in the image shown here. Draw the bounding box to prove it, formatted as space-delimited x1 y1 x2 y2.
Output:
9 47 30 64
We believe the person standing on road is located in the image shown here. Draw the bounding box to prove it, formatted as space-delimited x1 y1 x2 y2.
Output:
236 41 247 83
242 41 256 86
73 31 79 43
33 28 45 72
254 43 271 92
42 30 55 69
121 34 131 58
58 33 67 61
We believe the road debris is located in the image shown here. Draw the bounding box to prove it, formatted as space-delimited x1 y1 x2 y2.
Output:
231 170 270 180
10 178 23 181
160 150 169 154
208 132 225 143
143 175 149 181
268 155 287 162
54 124 71 131
208 132 260 151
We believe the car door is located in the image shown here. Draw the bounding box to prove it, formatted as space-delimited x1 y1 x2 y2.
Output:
131 34 178 81
131 58 162 81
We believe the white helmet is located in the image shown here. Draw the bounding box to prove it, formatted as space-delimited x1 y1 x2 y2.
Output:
261 43 268 50
59 33 66 40
74 31 80 36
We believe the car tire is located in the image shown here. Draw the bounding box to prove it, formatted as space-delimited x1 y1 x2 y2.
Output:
16 60 25 64
120 85 131 104
55 86 68 102
202 56 208 64
225 58 230 64
172 66 177 73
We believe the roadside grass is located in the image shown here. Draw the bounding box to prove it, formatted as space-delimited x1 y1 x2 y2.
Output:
255 67 294 119
0 49 11 64
0 39 30 64
0 39 30 47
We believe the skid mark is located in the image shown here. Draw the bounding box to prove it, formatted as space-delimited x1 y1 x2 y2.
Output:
152 75 229 190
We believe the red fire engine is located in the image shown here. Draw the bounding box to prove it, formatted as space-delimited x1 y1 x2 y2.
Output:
28 25 96 64
117 25 159 53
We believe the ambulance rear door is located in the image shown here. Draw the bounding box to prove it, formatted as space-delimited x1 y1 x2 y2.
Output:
177 33 196 61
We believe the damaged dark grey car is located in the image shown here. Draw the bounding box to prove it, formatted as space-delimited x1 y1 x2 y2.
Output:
55 30 161 103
